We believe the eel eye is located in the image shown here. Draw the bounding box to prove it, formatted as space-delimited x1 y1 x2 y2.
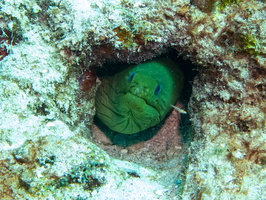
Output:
154 84 162 95
128 72 136 82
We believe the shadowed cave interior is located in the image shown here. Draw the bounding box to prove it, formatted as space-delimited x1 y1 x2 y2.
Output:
94 50 197 148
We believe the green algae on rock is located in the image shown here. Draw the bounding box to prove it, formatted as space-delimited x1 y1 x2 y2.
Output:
95 58 184 134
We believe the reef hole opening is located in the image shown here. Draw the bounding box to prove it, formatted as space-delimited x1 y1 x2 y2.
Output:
91 49 198 168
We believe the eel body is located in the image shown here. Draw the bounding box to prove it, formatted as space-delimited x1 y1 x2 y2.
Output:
95 58 184 134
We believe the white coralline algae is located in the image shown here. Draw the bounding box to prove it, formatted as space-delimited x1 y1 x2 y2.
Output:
0 0 265 199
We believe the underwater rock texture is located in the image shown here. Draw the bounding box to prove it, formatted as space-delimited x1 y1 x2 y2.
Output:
0 0 265 199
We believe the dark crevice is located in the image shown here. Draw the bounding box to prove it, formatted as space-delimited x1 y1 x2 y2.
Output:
94 49 198 147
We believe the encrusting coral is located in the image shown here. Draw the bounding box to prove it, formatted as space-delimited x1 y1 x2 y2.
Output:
0 0 265 199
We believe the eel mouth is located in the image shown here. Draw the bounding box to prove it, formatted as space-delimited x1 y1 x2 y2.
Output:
125 92 158 111
96 88 161 134
124 92 161 118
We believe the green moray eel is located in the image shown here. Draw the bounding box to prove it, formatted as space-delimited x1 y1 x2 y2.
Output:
95 58 184 134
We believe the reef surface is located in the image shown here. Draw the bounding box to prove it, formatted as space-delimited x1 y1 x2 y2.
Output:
0 0 265 199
